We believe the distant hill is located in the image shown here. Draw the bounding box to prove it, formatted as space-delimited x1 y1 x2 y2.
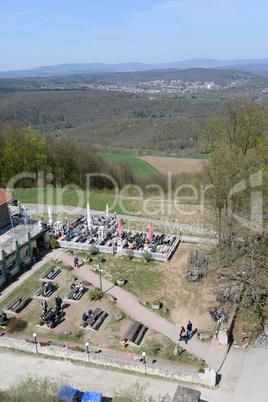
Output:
1 58 268 78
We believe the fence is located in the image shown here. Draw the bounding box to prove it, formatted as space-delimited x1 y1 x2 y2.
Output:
58 234 181 262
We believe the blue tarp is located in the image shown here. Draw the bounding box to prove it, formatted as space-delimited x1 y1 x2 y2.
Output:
57 386 79 401
82 391 102 401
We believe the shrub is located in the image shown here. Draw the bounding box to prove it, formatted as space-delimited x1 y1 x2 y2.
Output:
50 238 58 249
7 317 27 333
32 247 39 258
126 249 134 258
89 245 98 255
7 374 65 401
142 251 152 261
88 289 101 301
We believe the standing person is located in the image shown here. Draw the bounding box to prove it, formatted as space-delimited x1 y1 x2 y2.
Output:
40 300 47 313
74 256 79 268
187 320 192 339
55 295 62 310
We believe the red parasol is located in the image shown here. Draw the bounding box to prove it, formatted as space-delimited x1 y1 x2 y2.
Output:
149 221 153 242
118 219 122 238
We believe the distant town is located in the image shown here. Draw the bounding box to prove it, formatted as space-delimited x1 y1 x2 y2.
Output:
41 77 250 94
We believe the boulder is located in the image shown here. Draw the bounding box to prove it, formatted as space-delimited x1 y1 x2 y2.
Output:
114 311 124 321
200 333 212 340
139 297 148 306
186 351 205 364
106 293 116 302
59 330 72 337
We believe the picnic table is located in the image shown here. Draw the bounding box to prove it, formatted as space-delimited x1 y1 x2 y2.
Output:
35 283 56 298
40 265 61 280
4 293 31 313
65 286 83 301
81 308 108 331
121 321 147 345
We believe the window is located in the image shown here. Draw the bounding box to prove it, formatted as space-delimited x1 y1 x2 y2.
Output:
20 248 29 262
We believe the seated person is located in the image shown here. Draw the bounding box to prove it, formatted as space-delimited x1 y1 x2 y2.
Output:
88 309 93 317
70 283 75 289
47 282 53 292
82 312 88 322
79 283 84 293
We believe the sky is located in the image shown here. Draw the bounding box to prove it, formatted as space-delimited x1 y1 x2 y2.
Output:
0 0 267 71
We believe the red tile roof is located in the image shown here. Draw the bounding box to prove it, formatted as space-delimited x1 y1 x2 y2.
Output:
0 189 15 206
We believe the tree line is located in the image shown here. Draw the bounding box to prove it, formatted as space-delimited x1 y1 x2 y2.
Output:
0 121 135 190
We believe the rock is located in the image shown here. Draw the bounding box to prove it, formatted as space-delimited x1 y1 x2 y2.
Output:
200 333 212 340
263 320 268 336
59 330 72 337
106 293 116 302
253 334 268 349
114 311 124 321
139 297 148 306
186 352 205 364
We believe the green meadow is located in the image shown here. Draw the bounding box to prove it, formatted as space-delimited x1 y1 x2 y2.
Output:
97 153 161 176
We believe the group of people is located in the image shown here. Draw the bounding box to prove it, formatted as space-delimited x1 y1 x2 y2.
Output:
40 295 62 328
70 282 84 293
179 321 193 343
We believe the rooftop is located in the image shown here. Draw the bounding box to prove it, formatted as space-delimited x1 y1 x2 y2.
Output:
0 189 15 207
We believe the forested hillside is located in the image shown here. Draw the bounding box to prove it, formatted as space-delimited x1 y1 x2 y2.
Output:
0 68 266 155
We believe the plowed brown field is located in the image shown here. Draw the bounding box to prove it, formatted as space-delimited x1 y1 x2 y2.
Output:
138 156 203 175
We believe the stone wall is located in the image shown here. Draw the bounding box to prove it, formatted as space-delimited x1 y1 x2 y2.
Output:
218 314 235 346
0 336 216 387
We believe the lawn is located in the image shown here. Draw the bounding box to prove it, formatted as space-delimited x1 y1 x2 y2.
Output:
97 153 162 177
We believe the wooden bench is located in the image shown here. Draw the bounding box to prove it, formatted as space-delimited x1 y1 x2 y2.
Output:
4 293 24 311
121 321 148 345
47 268 61 280
73 291 82 300
135 325 147 345
40 265 56 279
12 297 31 313
91 311 108 331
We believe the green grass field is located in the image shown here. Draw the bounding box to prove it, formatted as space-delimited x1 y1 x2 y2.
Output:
11 187 143 216
97 153 161 176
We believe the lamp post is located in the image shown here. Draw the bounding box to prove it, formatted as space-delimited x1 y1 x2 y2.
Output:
85 341 90 354
142 351 146 364
33 332 37 353
65 217 68 224
98 248 103 296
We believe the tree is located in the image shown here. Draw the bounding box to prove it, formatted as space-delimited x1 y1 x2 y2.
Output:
200 99 268 323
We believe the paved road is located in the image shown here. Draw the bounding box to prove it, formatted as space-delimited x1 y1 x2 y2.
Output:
0 347 267 402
